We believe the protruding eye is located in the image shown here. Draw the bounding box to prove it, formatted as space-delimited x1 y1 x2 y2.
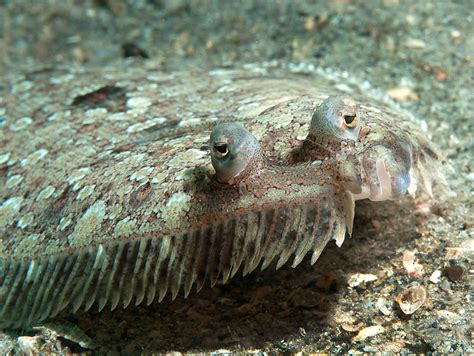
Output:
210 123 265 184
308 95 361 142
213 143 229 158
344 114 357 128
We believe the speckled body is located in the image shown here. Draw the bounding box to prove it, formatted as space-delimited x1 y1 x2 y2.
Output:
0 64 447 328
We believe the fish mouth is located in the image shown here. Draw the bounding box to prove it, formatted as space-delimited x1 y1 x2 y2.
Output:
351 158 412 202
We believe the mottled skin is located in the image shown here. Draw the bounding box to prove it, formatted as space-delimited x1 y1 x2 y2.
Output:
0 65 447 328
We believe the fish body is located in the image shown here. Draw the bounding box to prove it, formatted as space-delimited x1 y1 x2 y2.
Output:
0 65 447 328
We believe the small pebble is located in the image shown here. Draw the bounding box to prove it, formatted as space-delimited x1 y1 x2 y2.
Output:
439 279 451 292
405 38 426 49
341 321 363 332
352 325 385 341
347 273 378 287
387 86 418 101
443 265 464 282
429 270 442 283
402 250 425 278
17 336 41 353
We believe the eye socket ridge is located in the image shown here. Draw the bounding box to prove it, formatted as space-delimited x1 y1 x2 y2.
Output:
343 114 357 128
213 142 229 158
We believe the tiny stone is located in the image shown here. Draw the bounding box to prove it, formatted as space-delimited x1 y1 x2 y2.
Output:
439 279 451 292
450 30 461 39
347 273 378 287
17 336 41 353
443 265 464 281
405 38 426 49
387 86 418 101
352 325 385 341
429 270 442 283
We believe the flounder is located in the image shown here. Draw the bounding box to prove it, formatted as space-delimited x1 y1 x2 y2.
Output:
0 65 448 328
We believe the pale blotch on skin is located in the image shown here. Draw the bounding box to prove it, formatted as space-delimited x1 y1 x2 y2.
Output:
35 186 56 202
67 168 91 192
217 84 240 93
112 151 131 160
73 144 97 159
11 80 33 93
82 108 108 125
113 217 137 237
126 117 167 134
160 192 192 230
177 118 202 127
20 148 48 167
131 153 147 163
126 96 152 110
77 185 96 201
255 111 293 128
250 125 267 140
174 168 194 181
17 212 34 229
9 117 32 132
116 184 133 197
167 149 207 168
14 233 41 256
107 204 124 221
0 152 10 165
164 136 188 148
49 74 74 85
0 197 23 228
6 174 23 189
48 110 71 121
151 172 168 184
86 108 108 117
59 213 73 232
295 124 309 140
107 112 131 122
130 166 155 182
68 200 107 247
274 141 289 156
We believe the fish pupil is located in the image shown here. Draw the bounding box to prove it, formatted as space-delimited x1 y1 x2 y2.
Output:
344 114 356 125
214 143 228 154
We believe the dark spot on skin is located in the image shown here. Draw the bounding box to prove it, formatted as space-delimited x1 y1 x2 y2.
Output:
52 185 71 214
112 143 135 154
81 124 97 133
122 42 149 59
71 86 126 112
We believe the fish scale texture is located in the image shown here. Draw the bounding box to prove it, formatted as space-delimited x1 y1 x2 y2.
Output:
0 65 446 328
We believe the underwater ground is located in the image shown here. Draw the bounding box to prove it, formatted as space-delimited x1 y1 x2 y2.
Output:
1 0 472 353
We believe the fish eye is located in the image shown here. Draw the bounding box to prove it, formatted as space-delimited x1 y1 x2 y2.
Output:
343 114 357 128
210 123 265 184
213 143 229 158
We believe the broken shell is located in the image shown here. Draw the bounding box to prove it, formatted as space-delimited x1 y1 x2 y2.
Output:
395 284 427 315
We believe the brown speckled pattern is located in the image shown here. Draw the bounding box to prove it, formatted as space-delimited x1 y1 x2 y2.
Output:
0 65 448 328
